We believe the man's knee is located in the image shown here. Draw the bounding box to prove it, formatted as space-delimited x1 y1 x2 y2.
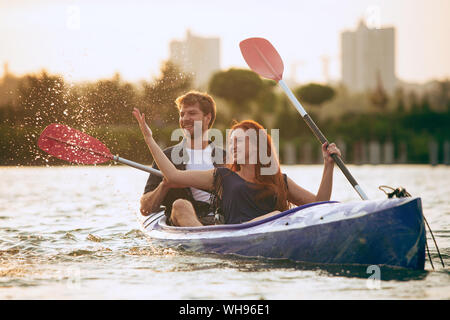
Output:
170 199 203 227
172 199 192 211
171 199 195 219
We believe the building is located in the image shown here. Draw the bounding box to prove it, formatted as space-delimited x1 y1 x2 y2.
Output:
341 20 396 94
169 30 221 89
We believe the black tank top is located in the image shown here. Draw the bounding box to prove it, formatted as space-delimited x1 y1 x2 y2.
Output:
210 167 288 224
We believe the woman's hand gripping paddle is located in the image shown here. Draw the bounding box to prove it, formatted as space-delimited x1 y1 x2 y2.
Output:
239 37 368 200
37 123 163 177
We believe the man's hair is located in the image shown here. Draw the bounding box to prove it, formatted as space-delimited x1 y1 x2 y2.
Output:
175 91 216 128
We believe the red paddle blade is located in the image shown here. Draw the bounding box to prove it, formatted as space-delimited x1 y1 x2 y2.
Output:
38 123 112 164
239 37 284 81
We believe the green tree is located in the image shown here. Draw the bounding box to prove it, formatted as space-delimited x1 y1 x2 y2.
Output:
80 73 140 126
16 71 68 127
420 94 431 113
369 71 389 110
295 83 335 107
255 79 277 114
274 96 304 140
409 92 420 113
209 68 263 114
394 88 405 113
141 61 192 129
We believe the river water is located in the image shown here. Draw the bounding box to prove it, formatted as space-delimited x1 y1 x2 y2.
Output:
0 165 449 299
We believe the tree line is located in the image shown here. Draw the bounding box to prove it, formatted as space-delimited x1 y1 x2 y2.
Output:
0 62 449 165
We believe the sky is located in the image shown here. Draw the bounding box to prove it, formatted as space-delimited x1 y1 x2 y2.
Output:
0 0 449 84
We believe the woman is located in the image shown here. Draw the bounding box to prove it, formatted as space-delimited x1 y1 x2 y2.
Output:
133 108 341 226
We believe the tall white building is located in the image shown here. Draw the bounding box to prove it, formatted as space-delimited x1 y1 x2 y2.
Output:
169 30 221 89
341 20 396 94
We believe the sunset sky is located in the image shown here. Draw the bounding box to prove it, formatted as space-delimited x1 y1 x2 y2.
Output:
1 0 449 84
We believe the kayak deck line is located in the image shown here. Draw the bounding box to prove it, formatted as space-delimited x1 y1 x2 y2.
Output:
145 198 415 236
153 200 339 233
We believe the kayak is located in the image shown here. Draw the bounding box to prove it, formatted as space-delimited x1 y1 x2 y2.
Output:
140 197 426 270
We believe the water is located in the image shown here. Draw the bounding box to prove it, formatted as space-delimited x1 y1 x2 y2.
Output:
0 165 449 299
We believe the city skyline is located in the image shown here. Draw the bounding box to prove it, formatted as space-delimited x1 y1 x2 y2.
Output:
1 0 449 84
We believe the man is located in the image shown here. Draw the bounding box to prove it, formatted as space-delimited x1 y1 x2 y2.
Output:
140 91 226 227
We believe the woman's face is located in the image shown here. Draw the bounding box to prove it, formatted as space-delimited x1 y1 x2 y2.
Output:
229 128 258 165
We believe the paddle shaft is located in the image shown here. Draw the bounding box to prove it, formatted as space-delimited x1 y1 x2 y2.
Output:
278 80 369 200
45 134 163 177
113 156 163 177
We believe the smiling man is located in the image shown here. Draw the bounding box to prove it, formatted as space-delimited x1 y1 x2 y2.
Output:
140 91 226 226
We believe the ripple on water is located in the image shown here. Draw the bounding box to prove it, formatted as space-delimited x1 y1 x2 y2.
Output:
0 267 30 278
123 229 146 239
61 232 77 241
86 234 103 242
66 248 112 257
126 246 178 257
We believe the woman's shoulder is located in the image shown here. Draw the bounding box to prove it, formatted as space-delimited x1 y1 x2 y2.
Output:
215 166 232 175
213 167 235 185
211 167 234 199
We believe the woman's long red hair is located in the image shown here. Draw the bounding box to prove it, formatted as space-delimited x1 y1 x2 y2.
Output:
227 120 290 212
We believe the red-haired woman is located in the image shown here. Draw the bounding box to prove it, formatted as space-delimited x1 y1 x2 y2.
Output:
133 108 341 226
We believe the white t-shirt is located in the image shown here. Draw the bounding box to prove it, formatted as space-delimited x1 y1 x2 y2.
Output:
185 145 214 203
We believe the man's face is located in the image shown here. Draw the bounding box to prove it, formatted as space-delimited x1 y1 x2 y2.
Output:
179 102 211 138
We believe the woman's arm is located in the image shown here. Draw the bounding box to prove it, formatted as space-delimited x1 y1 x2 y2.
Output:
132 108 214 191
286 177 316 206
315 161 334 201
287 142 341 205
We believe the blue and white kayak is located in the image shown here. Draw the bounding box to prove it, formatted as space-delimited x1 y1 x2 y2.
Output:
140 197 426 270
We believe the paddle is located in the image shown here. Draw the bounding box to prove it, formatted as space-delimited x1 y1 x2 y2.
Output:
240 37 369 200
37 123 163 177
